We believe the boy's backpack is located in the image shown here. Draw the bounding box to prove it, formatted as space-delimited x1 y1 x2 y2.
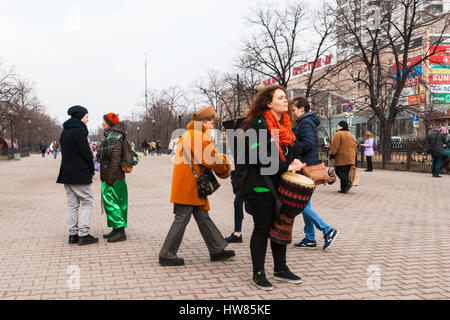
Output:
121 138 138 173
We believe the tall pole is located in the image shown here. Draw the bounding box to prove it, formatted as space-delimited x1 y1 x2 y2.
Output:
177 112 183 129
137 127 140 149
28 120 31 152
237 73 241 118
10 118 14 153
145 52 148 117
152 119 156 140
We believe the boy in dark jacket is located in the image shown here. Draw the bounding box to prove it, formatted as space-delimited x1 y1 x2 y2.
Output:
57 105 98 245
291 96 338 251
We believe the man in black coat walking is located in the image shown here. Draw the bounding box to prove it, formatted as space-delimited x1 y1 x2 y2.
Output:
428 126 448 177
57 105 98 245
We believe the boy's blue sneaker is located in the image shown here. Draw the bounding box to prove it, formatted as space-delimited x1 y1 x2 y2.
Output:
293 238 317 249
323 229 339 250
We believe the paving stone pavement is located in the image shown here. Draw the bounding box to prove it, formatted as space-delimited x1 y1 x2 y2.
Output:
0 154 449 300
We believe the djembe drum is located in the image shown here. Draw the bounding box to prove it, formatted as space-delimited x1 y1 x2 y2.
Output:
269 172 315 245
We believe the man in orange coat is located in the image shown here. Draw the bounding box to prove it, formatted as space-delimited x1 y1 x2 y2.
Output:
159 105 235 266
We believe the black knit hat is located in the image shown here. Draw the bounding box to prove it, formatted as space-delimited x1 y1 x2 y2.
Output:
338 120 349 130
68 105 88 120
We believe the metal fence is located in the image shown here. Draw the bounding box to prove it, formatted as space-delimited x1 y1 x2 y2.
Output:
319 140 448 174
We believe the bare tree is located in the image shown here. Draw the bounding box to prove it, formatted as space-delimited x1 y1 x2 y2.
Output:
335 0 450 165
0 67 61 152
195 70 238 128
133 86 191 147
301 2 344 100
238 2 308 88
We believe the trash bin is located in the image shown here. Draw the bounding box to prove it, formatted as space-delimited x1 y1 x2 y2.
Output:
14 153 21 160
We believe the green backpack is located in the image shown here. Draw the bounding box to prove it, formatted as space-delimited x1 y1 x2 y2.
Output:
121 138 138 173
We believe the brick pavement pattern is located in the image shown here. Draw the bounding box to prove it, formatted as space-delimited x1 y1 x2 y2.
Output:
0 154 449 300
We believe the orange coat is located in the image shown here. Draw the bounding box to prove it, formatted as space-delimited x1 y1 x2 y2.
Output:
170 120 231 211
330 130 357 166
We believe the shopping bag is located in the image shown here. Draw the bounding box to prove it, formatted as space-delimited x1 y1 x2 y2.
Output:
349 165 359 186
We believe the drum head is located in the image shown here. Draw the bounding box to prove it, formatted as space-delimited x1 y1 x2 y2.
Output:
282 172 315 187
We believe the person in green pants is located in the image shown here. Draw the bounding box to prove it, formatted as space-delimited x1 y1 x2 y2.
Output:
96 113 128 242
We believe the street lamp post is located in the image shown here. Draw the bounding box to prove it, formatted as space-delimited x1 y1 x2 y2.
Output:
136 126 140 150
7 109 16 158
152 119 156 140
237 74 241 117
177 112 183 129
28 119 32 152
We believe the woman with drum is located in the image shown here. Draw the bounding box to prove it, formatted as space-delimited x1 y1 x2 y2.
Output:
239 85 305 291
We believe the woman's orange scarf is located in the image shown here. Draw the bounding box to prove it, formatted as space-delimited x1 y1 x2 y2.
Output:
263 110 295 161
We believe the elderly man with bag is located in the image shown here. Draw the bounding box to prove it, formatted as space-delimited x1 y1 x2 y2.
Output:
330 121 357 193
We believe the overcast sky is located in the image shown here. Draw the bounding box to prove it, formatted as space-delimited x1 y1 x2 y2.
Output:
0 1 323 131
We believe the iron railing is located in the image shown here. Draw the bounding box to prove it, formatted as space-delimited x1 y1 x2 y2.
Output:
319 139 449 174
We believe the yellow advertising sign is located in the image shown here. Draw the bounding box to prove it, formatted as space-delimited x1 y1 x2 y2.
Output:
429 67 450 75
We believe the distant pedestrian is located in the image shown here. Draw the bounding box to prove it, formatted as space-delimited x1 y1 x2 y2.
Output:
168 137 179 163
142 139 149 156
47 142 52 156
330 121 357 193
361 131 375 172
150 141 156 156
53 141 60 159
56 105 97 246
441 127 450 173
156 140 162 156
159 105 234 266
40 141 46 157
96 113 129 242
290 96 339 251
428 126 448 178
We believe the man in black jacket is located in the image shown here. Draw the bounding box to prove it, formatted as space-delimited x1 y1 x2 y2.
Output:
428 126 448 177
57 105 98 245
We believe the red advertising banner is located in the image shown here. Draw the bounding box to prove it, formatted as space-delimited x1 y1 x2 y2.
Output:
429 55 450 65
262 54 333 86
392 56 422 72
292 54 333 76
429 46 450 55
429 74 450 83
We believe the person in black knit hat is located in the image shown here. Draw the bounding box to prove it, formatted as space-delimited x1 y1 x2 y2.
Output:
57 105 98 245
